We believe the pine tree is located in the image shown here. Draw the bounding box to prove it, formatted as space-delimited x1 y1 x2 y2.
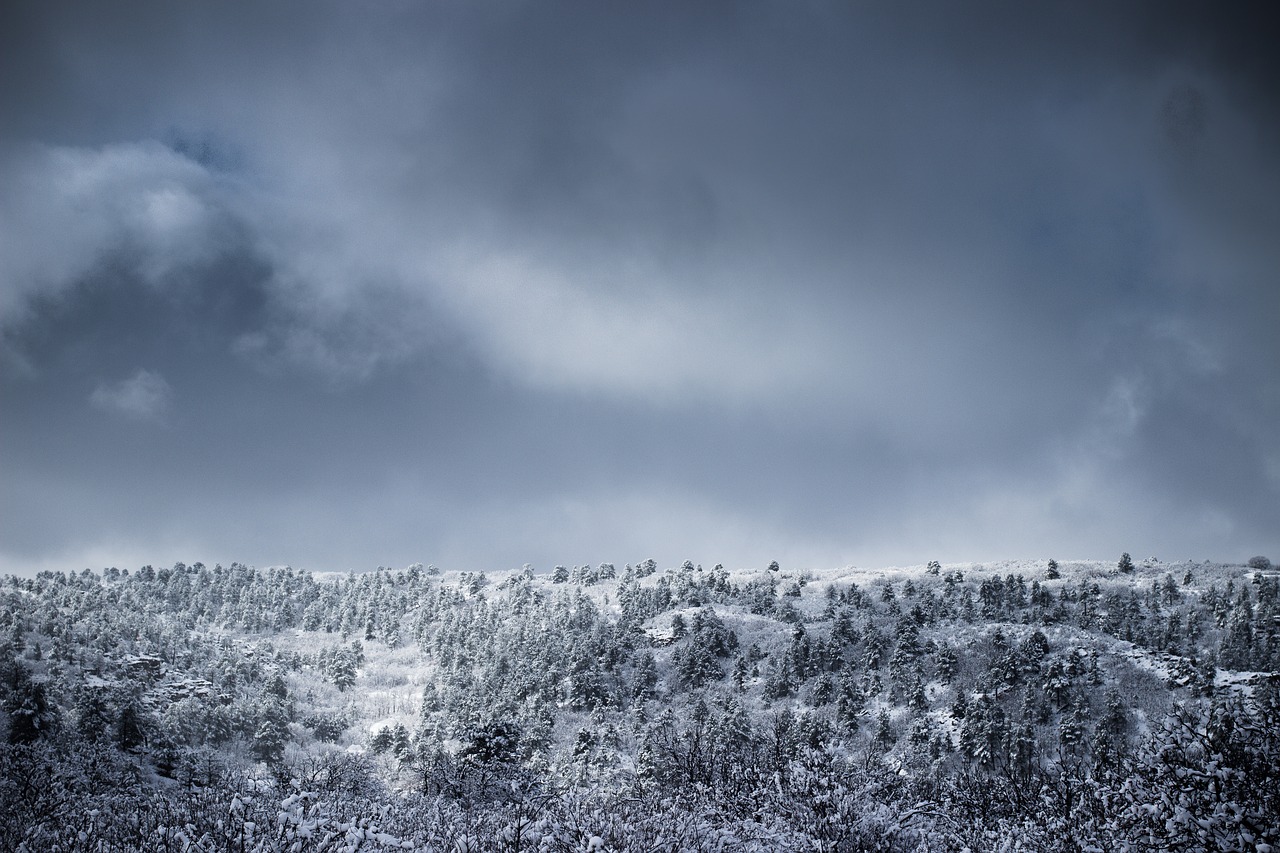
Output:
633 651 658 700
836 670 864 732
3 660 57 744
811 674 835 706
115 694 147 751
907 677 928 712
74 685 115 742
253 711 288 764
765 658 796 698
370 727 395 754
1090 689 1130 775
936 640 957 681
873 710 894 752
330 653 357 691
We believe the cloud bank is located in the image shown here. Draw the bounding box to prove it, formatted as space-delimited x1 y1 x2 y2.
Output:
1 1 1277 574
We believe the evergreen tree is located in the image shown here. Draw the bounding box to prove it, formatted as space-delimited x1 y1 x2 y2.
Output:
765 656 796 698
935 643 958 683
3 660 57 744
115 693 147 751
835 671 864 733
74 685 115 742
632 651 658 700
872 710 894 752
252 711 288 764
1090 689 1130 775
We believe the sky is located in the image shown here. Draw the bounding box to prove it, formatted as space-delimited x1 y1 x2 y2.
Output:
2 2 1278 576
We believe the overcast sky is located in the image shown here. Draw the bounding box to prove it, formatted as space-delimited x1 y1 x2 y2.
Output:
2 2 1277 576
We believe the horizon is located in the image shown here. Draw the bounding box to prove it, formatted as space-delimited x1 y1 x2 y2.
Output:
3 553 1261 582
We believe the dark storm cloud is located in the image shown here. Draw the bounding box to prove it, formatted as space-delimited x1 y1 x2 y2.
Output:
1 1 1277 574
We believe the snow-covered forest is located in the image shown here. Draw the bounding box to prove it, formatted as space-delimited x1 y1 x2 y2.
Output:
2 555 1277 851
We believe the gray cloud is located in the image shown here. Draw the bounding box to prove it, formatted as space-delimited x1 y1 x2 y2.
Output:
0 142 233 323
89 368 171 421
1 1 1277 573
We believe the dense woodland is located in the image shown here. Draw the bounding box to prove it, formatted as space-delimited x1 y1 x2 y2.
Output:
2 554 1278 851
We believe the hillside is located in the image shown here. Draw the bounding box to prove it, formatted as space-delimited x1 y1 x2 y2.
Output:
2 555 1278 851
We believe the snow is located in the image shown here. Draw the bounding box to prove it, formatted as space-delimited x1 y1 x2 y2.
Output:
3 555 1274 849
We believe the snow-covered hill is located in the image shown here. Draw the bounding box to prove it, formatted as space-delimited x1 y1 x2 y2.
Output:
1 555 1276 851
